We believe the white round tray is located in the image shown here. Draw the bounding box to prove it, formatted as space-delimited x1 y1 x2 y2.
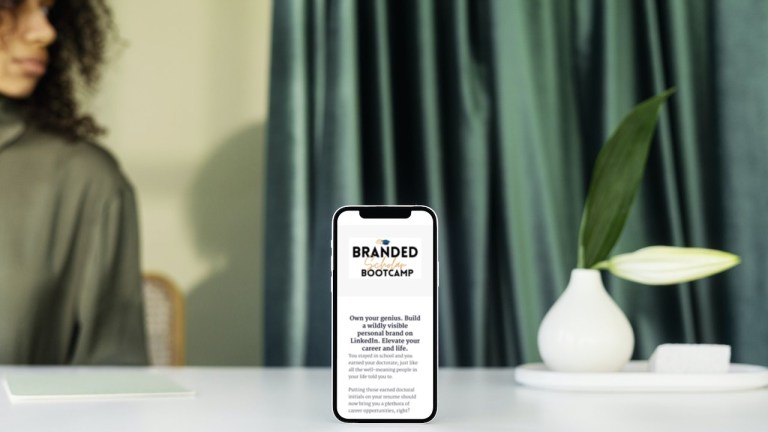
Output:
515 361 768 392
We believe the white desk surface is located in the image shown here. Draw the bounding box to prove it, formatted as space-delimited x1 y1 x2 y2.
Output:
1 366 767 432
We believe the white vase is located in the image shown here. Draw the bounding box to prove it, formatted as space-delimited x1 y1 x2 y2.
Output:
537 269 634 372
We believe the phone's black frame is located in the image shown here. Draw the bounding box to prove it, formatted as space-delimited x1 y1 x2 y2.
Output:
332 205 438 423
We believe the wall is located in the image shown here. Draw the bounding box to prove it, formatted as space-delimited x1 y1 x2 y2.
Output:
90 0 272 365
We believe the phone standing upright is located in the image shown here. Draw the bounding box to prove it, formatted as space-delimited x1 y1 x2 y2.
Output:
332 206 438 423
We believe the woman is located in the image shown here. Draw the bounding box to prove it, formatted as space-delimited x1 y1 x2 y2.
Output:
0 0 147 364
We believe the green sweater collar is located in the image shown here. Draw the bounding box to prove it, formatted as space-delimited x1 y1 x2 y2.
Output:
0 97 26 151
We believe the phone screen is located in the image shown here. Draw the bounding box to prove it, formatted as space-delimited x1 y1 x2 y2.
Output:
332 206 437 422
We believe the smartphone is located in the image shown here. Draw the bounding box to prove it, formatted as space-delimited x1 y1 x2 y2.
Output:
332 205 438 423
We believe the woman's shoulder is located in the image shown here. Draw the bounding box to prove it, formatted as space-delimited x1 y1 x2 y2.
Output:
19 127 132 192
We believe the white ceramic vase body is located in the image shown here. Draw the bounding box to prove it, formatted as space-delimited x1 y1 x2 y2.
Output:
537 269 635 372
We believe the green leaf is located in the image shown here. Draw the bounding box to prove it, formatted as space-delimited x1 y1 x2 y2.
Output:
577 88 676 268
596 246 741 285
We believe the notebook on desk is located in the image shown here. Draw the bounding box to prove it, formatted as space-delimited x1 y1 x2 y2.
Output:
3 370 195 403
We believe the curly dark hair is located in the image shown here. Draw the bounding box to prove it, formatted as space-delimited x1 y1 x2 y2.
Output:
4 0 114 142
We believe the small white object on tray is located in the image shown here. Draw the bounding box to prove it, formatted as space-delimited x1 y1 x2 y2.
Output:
649 343 731 373
515 361 768 392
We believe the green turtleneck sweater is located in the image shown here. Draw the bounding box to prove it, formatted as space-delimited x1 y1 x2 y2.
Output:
0 100 148 365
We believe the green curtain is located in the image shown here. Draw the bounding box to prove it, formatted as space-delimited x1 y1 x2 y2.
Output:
264 0 768 366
